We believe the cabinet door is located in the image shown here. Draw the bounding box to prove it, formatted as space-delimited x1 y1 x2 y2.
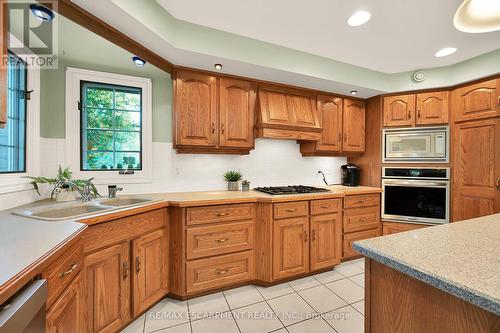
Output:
85 242 130 333
310 213 341 271
383 94 415 127
343 99 366 152
315 95 342 152
174 70 217 146
453 118 500 221
273 217 309 280
219 78 256 148
416 91 449 125
46 272 86 333
453 79 500 122
287 93 319 128
132 229 169 316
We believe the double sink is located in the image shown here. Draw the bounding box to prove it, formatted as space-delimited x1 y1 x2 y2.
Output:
14 196 160 221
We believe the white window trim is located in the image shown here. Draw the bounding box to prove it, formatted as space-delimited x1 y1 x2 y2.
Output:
0 34 40 194
65 67 152 184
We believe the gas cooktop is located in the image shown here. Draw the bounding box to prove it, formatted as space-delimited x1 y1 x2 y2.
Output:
253 185 330 195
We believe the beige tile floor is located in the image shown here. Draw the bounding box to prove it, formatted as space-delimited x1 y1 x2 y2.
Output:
121 258 365 333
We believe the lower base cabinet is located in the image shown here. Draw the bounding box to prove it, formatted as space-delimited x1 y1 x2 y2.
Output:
273 217 310 280
310 212 342 271
382 221 428 235
132 229 169 315
85 242 131 333
46 272 86 333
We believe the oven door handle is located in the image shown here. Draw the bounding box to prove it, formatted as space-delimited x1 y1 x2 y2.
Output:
383 180 449 187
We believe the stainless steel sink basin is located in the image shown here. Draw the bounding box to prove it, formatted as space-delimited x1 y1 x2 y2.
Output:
97 197 154 207
13 196 159 221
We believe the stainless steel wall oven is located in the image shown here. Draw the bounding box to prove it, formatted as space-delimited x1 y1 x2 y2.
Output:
382 167 450 224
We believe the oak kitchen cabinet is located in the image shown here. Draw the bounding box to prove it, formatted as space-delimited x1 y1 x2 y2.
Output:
82 208 169 333
383 91 449 127
174 69 256 154
256 84 322 140
452 78 500 123
452 118 500 221
300 96 366 155
382 221 428 235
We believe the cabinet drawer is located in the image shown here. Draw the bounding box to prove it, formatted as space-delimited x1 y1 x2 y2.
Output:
343 228 381 258
43 241 83 309
344 194 380 209
273 201 309 219
310 199 341 215
186 221 254 259
187 204 255 225
186 251 254 293
343 206 380 233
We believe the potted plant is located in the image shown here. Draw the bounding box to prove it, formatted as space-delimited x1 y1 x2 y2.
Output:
241 179 251 192
224 170 242 191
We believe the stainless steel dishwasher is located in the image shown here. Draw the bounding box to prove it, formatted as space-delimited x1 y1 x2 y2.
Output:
0 280 47 333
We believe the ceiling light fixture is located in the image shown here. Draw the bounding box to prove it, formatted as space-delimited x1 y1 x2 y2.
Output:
434 47 457 57
350 90 358 95
454 0 500 33
214 63 223 70
29 4 55 21
132 56 146 66
347 11 371 27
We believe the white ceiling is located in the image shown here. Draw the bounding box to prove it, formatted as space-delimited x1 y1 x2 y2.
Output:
157 0 500 73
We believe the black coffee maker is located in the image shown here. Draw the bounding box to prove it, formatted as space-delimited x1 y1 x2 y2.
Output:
341 164 360 187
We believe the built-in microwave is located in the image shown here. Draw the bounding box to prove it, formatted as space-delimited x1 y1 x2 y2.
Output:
382 126 449 163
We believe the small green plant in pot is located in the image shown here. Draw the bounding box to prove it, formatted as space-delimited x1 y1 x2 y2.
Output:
224 170 242 191
241 179 251 192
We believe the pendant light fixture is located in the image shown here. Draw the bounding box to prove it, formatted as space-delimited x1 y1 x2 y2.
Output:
454 0 500 33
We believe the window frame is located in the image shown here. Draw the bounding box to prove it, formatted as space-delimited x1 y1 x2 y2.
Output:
0 34 40 195
79 80 143 172
0 51 28 174
65 67 152 185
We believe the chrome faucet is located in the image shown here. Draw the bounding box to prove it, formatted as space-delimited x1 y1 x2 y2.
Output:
108 185 123 198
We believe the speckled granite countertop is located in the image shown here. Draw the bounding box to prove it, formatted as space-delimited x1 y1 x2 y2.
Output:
353 214 500 315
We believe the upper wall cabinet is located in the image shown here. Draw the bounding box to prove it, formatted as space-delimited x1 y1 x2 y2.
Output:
300 97 365 155
174 70 256 154
256 85 322 140
453 79 500 123
383 92 449 127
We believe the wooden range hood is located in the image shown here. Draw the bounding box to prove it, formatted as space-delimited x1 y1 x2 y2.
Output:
256 84 322 140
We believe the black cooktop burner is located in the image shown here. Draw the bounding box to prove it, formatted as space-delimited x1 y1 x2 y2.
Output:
253 185 330 195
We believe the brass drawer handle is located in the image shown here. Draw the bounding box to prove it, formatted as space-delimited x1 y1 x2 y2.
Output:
408 110 411 119
312 229 317 241
215 212 229 216
304 230 308 242
285 208 297 213
59 263 78 278
212 122 215 134
215 269 228 275
359 218 367 222
417 110 421 118
357 200 367 204
215 238 229 243
320 205 331 209
496 177 500 190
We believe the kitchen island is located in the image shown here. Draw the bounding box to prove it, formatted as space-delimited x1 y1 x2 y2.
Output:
354 214 500 333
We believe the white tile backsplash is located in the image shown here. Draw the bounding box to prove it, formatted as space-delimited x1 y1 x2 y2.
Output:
35 138 346 196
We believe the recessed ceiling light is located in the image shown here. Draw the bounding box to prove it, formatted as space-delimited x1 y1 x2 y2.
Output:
29 4 55 21
434 47 457 57
214 64 223 70
132 56 146 66
350 90 358 95
347 11 371 27
454 0 500 33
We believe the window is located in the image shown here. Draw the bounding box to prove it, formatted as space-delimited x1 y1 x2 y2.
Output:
80 82 142 171
66 67 152 184
0 52 27 173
